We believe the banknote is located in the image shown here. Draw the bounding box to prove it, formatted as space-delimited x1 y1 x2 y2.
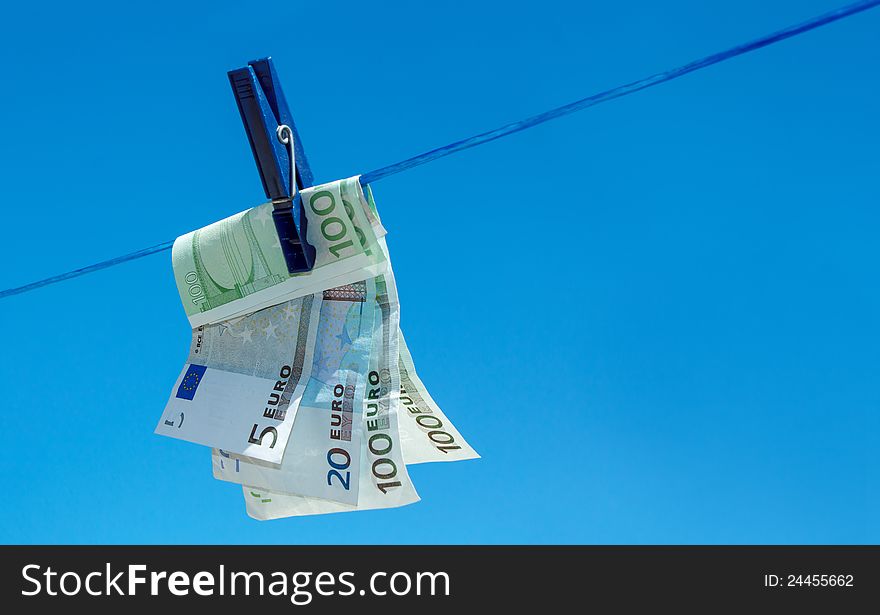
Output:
155 295 321 464
372 225 478 464
173 177 386 328
225 223 476 516
226 272 419 519
216 326 478 484
397 332 480 464
166 179 475 517
213 279 381 505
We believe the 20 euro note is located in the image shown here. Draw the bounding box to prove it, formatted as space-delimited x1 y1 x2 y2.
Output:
155 295 321 464
212 279 382 505
173 176 386 328
216 274 420 518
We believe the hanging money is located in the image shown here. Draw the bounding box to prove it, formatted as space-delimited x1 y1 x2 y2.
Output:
155 296 321 464
396 332 480 464
374 228 479 464
213 279 380 505
221 227 477 516
218 328 478 499
172 177 386 327
161 175 478 517
237 274 419 519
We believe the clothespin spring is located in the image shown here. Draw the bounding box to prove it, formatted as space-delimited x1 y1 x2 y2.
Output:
274 125 297 204
268 123 313 272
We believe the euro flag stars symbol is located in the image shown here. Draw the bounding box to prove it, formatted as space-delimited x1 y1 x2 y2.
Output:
176 364 207 400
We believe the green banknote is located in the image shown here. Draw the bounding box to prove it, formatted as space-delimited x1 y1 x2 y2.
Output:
164 178 477 517
173 177 386 328
379 232 478 464
396 333 480 464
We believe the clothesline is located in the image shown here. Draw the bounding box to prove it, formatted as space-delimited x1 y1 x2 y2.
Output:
1 0 878 301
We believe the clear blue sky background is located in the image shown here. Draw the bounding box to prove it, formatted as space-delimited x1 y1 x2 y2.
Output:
0 0 876 544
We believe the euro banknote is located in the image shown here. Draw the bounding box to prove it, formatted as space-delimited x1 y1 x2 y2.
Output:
213 327 475 514
161 178 476 518
173 177 386 328
212 279 379 504
155 295 321 464
216 273 420 517
376 228 478 464
397 333 480 464
217 226 477 516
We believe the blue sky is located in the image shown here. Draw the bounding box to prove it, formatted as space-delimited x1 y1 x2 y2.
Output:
0 0 877 543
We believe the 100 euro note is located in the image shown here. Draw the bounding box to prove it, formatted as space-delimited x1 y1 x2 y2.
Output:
377 229 478 464
155 295 322 464
173 176 386 328
218 273 420 518
396 333 479 464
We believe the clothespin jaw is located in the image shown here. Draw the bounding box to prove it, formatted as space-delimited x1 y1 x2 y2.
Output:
228 57 316 273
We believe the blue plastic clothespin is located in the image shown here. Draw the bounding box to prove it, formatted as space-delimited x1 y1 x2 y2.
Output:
228 57 316 273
